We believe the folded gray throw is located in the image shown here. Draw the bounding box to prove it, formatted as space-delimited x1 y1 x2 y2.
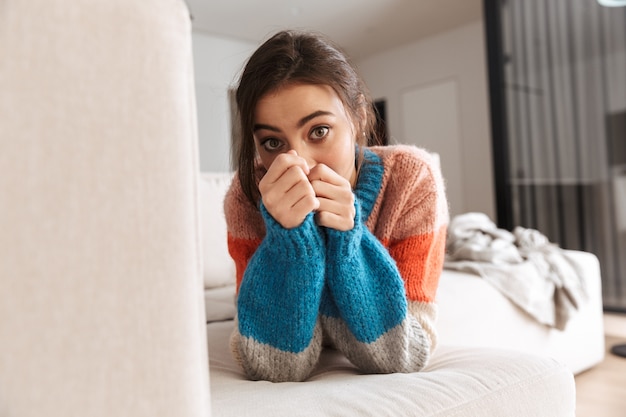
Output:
444 212 587 330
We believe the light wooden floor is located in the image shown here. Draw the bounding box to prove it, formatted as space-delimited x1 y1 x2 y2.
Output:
575 313 626 417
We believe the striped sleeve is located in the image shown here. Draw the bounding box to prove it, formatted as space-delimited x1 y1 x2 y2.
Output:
319 146 449 374
224 176 325 382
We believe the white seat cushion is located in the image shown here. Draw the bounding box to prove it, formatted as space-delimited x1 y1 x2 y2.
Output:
207 320 575 417
205 285 236 322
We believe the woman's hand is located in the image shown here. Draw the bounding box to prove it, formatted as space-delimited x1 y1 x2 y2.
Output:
308 164 355 231
259 150 320 229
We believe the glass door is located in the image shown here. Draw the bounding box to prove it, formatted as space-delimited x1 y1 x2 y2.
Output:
485 0 626 311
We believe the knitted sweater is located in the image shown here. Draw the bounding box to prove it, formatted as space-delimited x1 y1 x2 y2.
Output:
224 145 449 382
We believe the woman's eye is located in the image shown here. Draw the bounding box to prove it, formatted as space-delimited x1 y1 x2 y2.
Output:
262 138 282 151
310 126 329 140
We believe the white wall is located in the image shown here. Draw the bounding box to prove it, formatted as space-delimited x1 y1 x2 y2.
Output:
356 21 494 219
192 32 256 172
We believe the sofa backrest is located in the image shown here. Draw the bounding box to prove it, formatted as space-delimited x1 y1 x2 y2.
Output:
199 172 236 290
0 1 210 416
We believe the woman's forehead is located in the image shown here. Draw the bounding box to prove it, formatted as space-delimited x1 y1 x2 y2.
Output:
255 83 351 121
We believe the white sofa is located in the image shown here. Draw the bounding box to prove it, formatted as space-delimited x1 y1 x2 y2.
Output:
1 1 603 416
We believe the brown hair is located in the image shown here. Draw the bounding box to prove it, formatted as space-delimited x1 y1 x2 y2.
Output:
235 29 379 206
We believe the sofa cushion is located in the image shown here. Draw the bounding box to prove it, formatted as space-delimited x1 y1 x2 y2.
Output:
205 285 237 322
199 172 236 289
207 320 576 417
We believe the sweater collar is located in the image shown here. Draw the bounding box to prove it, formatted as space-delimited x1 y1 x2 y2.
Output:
354 148 384 221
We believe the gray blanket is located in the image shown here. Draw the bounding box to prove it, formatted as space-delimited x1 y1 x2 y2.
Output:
444 212 587 330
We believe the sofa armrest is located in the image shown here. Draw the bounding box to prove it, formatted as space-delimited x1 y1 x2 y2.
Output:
436 249 604 374
0 1 210 416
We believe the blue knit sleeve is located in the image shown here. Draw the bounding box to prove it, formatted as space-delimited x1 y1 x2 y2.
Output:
320 200 431 373
233 203 326 381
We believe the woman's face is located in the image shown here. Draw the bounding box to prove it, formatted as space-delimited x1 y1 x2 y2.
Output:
253 83 358 186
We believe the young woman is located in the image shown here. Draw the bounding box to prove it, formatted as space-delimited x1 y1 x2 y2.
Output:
224 30 449 382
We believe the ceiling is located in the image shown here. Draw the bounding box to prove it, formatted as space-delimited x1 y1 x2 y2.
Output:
186 0 483 60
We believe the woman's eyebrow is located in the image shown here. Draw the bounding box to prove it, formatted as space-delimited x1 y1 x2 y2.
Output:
253 110 334 133
297 110 334 128
253 123 280 133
